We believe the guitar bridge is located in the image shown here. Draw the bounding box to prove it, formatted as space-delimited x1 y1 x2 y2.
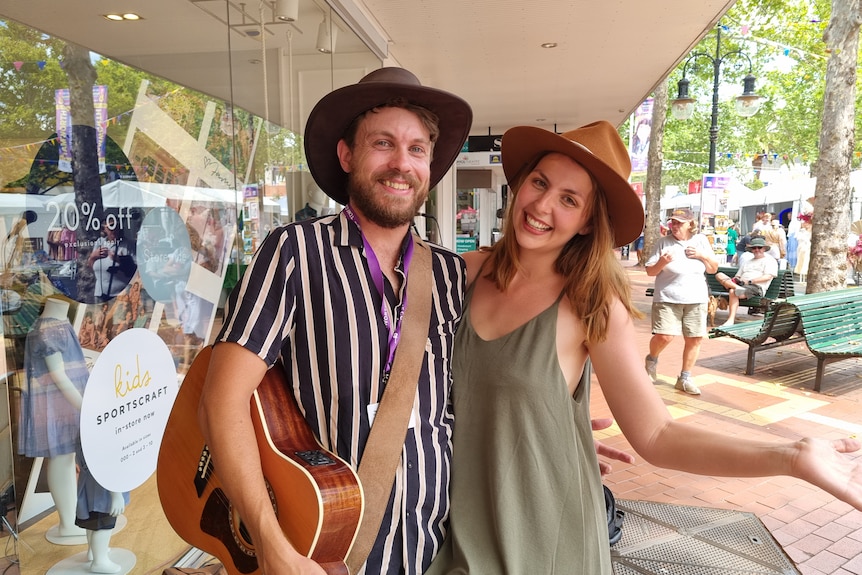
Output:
195 445 214 497
295 450 336 466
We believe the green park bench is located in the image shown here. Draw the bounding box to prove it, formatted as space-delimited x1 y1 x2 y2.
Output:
791 288 862 392
709 301 804 374
711 288 862 392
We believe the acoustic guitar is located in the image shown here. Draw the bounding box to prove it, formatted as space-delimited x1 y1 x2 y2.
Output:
157 346 364 575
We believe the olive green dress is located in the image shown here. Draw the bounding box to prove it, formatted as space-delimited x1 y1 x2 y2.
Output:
428 291 611 574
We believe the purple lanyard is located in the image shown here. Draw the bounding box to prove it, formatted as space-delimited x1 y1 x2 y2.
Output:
344 205 414 374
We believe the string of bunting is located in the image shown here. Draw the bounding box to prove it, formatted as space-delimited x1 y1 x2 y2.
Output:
1 60 48 71
0 85 187 160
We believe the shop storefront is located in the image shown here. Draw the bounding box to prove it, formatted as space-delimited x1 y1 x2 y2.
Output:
0 7 385 573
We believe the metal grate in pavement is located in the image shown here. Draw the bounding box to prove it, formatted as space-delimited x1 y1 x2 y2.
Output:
611 499 799 574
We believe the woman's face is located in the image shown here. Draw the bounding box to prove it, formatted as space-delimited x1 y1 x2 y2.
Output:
511 153 594 254
669 218 693 240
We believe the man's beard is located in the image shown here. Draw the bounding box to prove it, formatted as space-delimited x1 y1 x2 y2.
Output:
347 169 429 229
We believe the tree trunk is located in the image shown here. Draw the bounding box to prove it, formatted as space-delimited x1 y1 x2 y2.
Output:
806 0 862 293
63 42 105 303
642 81 668 265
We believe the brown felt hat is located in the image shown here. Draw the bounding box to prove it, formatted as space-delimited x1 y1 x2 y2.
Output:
501 122 645 247
304 67 473 205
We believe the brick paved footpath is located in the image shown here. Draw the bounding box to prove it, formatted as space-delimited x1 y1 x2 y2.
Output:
594 257 862 574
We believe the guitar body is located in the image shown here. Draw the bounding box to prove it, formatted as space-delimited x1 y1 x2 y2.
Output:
157 346 364 575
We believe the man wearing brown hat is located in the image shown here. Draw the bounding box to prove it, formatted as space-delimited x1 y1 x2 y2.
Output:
645 207 718 394
198 68 472 575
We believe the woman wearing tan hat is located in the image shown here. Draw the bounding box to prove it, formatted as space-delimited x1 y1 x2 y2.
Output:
428 122 862 575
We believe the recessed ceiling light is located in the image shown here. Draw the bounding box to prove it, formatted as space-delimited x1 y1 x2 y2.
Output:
103 13 143 21
540 42 557 49
536 118 546 122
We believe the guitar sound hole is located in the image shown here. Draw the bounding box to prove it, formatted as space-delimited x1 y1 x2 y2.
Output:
238 521 253 547
230 479 278 556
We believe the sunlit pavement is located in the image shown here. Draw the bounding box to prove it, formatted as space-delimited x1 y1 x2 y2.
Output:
597 255 862 574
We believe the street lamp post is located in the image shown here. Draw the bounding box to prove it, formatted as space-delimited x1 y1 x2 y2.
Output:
671 24 763 224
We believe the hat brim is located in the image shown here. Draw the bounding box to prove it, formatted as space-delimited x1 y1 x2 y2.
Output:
502 126 644 247
304 81 472 205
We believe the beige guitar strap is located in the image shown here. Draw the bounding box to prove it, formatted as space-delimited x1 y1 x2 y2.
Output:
346 234 433 574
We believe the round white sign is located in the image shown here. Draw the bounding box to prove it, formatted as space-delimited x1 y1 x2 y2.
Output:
80 328 178 493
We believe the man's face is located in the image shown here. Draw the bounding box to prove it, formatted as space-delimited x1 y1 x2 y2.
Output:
338 107 433 229
750 245 767 258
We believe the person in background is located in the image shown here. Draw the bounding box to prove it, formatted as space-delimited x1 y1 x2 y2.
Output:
644 207 718 395
88 223 131 302
794 213 813 282
736 229 765 269
714 236 778 326
725 221 738 264
427 123 862 575
735 229 752 259
763 218 786 262
752 211 772 234
632 231 645 266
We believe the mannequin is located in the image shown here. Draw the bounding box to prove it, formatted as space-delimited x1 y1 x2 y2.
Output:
18 297 88 540
76 445 130 573
308 184 335 216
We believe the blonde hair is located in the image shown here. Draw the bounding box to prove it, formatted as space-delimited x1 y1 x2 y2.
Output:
482 152 642 343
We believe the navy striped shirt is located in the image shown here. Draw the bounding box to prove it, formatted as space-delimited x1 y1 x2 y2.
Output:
218 210 465 574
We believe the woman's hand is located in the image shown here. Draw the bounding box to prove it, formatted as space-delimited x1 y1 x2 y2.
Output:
792 437 862 510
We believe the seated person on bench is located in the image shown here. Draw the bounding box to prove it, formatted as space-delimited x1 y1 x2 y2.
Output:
714 236 777 326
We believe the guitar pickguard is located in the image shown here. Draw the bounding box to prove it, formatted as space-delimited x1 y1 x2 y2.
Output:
201 488 259 574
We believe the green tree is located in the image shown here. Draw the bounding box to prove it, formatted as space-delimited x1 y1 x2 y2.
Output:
659 0 857 191
643 81 669 265
807 0 861 292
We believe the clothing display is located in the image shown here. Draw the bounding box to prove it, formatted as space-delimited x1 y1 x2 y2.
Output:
218 211 465 575
18 316 89 458
75 445 130 531
428 289 610 574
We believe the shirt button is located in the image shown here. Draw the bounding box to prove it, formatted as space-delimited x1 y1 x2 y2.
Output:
407 461 414 469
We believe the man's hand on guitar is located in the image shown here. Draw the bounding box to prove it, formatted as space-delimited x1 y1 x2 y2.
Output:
256 538 328 575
